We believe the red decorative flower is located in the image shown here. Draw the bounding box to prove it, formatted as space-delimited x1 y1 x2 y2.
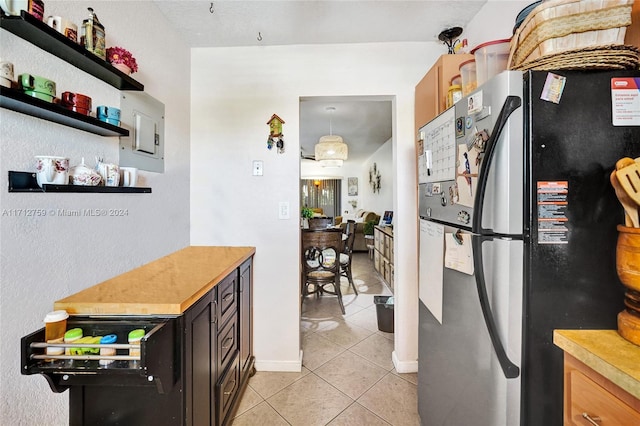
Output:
106 46 139 73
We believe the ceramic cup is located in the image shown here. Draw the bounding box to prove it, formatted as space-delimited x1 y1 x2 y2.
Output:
0 60 13 88
35 156 69 187
47 16 78 43
96 105 121 126
0 0 42 19
19 73 56 98
119 167 138 187
97 162 120 187
61 91 92 115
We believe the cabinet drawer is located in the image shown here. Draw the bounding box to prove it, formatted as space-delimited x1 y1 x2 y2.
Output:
217 314 238 374
569 369 640 425
217 272 238 326
217 351 240 425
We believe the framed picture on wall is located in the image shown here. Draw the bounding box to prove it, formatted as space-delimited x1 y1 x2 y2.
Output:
348 177 358 196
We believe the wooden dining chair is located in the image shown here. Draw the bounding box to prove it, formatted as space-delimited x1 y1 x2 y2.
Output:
301 229 345 314
340 220 358 295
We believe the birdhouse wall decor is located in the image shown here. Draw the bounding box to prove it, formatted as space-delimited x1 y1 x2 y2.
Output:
267 114 285 154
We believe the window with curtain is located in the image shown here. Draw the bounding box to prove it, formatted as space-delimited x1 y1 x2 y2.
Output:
301 179 342 218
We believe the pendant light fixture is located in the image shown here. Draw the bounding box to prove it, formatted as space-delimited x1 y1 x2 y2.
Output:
315 106 348 167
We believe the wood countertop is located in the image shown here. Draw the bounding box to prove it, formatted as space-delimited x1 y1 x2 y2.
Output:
54 246 255 316
554 329 640 400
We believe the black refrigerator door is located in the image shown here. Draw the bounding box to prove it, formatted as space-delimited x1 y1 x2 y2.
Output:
522 70 640 426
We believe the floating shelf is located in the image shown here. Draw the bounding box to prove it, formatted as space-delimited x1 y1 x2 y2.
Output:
8 171 152 193
0 87 129 137
0 11 143 91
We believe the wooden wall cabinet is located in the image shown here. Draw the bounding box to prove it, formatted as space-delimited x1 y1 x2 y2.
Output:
414 53 473 145
563 354 640 425
374 226 394 291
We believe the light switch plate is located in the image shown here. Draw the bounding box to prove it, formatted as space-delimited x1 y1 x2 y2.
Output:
279 201 290 219
253 160 263 176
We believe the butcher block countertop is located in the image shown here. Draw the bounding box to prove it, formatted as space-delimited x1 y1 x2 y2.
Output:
554 329 640 399
54 246 256 316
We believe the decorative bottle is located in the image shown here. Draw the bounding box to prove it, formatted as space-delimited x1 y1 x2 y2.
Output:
80 7 106 60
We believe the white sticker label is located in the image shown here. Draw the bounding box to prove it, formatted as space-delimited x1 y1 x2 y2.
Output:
612 78 640 126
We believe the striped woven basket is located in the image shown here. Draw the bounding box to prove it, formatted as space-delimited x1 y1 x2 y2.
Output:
509 0 634 69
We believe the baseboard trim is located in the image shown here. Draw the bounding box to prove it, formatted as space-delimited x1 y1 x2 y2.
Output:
392 350 418 373
254 350 303 372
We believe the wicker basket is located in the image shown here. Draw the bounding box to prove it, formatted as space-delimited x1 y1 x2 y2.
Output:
509 0 634 69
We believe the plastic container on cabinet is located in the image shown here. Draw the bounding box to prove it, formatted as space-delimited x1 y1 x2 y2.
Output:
459 59 477 96
471 39 511 86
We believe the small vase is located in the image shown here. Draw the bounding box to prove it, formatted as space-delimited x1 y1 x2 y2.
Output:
112 62 132 75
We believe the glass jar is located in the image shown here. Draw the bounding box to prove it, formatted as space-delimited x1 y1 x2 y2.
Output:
446 84 463 108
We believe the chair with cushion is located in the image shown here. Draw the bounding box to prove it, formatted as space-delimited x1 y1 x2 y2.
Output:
301 229 345 314
340 220 358 295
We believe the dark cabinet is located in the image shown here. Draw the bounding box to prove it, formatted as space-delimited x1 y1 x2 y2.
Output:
21 255 254 426
184 290 216 426
239 259 253 380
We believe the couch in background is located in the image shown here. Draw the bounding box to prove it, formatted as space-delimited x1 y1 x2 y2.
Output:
337 210 381 252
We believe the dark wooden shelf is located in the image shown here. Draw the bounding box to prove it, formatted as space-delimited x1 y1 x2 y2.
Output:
0 11 143 91
0 87 129 137
8 171 151 193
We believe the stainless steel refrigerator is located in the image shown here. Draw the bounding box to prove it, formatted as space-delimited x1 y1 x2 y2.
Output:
417 70 640 425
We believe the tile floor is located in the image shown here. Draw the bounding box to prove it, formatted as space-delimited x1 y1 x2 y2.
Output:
232 252 420 425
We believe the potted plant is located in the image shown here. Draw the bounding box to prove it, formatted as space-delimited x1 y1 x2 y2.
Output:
363 220 375 236
106 46 139 75
301 207 313 228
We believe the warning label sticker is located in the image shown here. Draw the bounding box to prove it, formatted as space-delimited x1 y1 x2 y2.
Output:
537 181 568 244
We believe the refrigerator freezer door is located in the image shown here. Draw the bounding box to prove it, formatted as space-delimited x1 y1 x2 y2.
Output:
418 232 523 425
418 71 524 235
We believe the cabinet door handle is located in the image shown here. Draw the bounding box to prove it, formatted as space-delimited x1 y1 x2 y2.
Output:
223 292 234 302
222 337 234 349
581 413 601 425
223 379 236 396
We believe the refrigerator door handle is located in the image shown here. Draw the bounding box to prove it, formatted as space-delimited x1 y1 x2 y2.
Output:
472 95 522 236
472 234 520 379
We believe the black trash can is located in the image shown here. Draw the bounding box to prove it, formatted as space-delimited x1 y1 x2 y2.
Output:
374 295 394 333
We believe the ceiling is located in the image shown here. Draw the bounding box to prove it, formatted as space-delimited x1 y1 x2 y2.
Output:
153 0 488 164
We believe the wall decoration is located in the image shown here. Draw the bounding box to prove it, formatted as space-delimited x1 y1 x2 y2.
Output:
348 177 358 196
369 162 381 193
266 113 285 153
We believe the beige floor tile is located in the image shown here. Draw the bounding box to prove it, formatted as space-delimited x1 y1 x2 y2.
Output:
344 306 381 333
376 330 395 341
315 318 375 349
392 370 418 385
248 367 311 399
349 333 394 370
302 332 347 371
314 351 388 399
233 385 264 417
357 373 420 426
231 401 289 426
302 293 361 318
328 402 391 425
267 373 353 426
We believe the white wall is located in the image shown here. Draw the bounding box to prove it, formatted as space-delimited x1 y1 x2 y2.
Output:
191 42 443 373
0 2 191 424
461 0 532 51
360 139 393 217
